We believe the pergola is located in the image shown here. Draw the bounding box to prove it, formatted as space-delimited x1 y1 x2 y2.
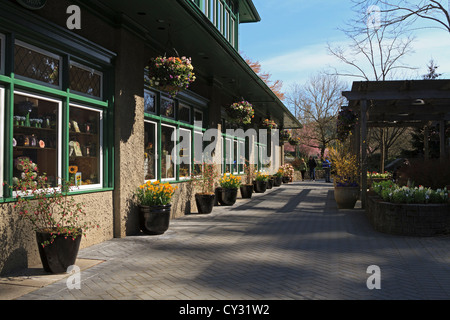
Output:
342 79 450 208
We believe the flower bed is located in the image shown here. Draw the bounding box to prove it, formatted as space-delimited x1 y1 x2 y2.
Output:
366 181 449 236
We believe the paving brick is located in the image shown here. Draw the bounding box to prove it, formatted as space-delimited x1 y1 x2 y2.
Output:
7 181 449 300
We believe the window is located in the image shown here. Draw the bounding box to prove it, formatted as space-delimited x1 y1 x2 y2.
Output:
0 87 4 197
13 92 61 187
225 138 232 173
178 128 191 179
178 103 190 123
69 104 103 188
238 140 244 173
161 124 176 180
144 90 156 114
144 121 157 181
233 140 238 174
161 96 175 118
14 41 61 87
194 109 203 127
193 130 203 175
69 62 103 98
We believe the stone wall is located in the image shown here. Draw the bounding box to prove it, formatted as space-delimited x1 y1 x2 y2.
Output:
366 196 450 236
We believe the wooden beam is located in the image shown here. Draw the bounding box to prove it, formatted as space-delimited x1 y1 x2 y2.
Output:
360 99 368 209
343 90 450 101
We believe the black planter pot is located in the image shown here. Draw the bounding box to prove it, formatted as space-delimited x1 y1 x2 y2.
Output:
267 178 274 189
195 193 216 214
282 176 291 183
36 229 82 274
253 180 267 193
139 204 171 235
214 187 222 206
273 176 282 187
219 188 238 206
240 184 254 199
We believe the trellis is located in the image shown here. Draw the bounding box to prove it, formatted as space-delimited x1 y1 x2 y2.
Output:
342 80 450 208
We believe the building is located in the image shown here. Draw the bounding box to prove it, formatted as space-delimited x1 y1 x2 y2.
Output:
0 0 300 274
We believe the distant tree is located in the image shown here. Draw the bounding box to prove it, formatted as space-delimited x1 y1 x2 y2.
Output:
286 73 347 158
352 0 450 34
242 54 285 101
423 59 443 79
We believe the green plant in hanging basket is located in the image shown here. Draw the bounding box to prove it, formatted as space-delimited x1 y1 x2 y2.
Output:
261 118 277 130
145 56 196 97
226 100 255 125
280 130 291 142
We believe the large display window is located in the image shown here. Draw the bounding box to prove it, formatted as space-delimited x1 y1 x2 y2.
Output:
144 120 157 181
0 87 4 197
161 124 176 180
69 104 103 188
12 92 62 187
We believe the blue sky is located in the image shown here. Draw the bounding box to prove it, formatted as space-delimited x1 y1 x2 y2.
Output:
239 0 450 92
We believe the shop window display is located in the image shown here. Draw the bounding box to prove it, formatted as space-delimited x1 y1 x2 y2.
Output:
144 121 156 180
13 92 60 187
161 124 175 180
69 105 102 187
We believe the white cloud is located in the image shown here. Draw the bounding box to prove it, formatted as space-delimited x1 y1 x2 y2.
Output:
260 29 450 91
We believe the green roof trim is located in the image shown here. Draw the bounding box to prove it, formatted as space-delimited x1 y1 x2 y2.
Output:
239 0 261 23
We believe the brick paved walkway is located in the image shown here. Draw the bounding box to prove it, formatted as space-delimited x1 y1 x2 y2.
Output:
10 181 450 300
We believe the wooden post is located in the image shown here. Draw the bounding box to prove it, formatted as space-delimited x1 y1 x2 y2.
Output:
424 125 429 160
360 100 368 209
440 120 445 163
380 128 385 173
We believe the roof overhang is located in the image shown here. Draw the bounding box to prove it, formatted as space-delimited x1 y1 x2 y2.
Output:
343 80 450 127
76 0 300 129
239 0 261 23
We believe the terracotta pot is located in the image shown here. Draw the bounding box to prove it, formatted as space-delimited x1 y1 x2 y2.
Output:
334 187 360 209
36 229 82 274
195 193 215 214
139 204 171 235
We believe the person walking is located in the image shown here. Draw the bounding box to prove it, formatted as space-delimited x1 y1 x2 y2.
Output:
322 156 331 182
299 158 307 181
308 156 316 181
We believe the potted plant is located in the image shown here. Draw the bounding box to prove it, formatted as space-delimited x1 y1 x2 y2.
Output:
218 174 242 206
273 169 283 187
254 171 269 193
226 100 254 125
280 163 294 183
192 163 219 214
145 55 196 97
328 141 360 209
135 180 178 234
240 161 255 199
11 158 98 274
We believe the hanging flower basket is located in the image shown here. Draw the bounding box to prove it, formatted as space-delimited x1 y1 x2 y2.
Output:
226 100 254 125
261 119 277 130
280 130 291 142
288 137 300 146
145 56 196 97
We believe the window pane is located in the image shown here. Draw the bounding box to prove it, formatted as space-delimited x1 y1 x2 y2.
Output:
0 35 4 74
144 121 156 180
233 140 238 173
14 42 60 86
13 92 60 187
0 87 4 197
225 138 231 173
161 125 175 179
69 63 102 98
194 109 203 127
161 96 175 118
193 131 203 175
178 103 190 123
144 90 156 114
69 105 101 187
179 129 191 178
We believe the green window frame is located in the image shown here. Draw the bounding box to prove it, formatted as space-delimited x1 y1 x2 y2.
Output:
143 88 208 184
0 34 114 200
